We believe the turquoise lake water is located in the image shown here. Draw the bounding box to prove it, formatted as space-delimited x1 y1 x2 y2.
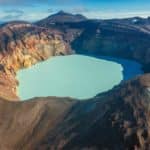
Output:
17 55 143 100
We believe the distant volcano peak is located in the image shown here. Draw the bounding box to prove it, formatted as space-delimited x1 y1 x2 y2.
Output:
37 11 87 24
57 10 68 15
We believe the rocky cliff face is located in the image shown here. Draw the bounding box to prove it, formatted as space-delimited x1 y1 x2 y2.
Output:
0 21 72 100
37 15 150 72
0 74 149 150
37 11 87 26
70 20 150 72
0 12 150 149
0 21 72 73
0 13 150 99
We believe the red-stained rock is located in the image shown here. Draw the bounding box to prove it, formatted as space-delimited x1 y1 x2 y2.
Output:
0 22 73 100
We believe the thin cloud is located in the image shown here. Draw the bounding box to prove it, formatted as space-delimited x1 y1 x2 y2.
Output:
47 9 56 13
83 10 150 19
0 9 24 21
0 0 77 6
70 7 90 14
0 7 150 22
4 9 24 14
2 14 21 21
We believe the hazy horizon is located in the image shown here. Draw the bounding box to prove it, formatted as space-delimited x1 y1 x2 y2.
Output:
0 0 150 22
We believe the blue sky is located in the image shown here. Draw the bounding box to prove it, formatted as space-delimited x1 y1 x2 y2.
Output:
0 0 150 22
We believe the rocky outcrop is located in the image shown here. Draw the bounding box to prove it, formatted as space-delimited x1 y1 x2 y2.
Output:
0 12 150 149
36 11 87 43
0 74 149 149
37 13 150 72
107 17 150 34
0 12 150 100
0 21 72 73
36 11 87 26
0 97 76 150
71 20 150 72
0 21 72 100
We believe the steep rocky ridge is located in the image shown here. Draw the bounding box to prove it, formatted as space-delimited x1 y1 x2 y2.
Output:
36 12 87 43
37 14 150 72
107 17 150 34
71 20 150 72
0 12 150 100
0 21 72 72
0 74 149 149
37 11 87 25
0 21 72 100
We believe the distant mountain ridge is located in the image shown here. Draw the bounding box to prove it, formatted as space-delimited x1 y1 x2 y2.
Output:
0 11 150 149
37 10 87 26
0 21 31 28
36 11 150 73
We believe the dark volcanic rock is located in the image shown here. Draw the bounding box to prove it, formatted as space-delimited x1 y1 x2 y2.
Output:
0 13 150 149
37 11 87 26
0 74 150 150
37 14 150 72
0 97 76 150
71 21 150 73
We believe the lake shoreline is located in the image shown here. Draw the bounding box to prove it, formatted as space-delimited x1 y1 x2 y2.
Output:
17 54 143 100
